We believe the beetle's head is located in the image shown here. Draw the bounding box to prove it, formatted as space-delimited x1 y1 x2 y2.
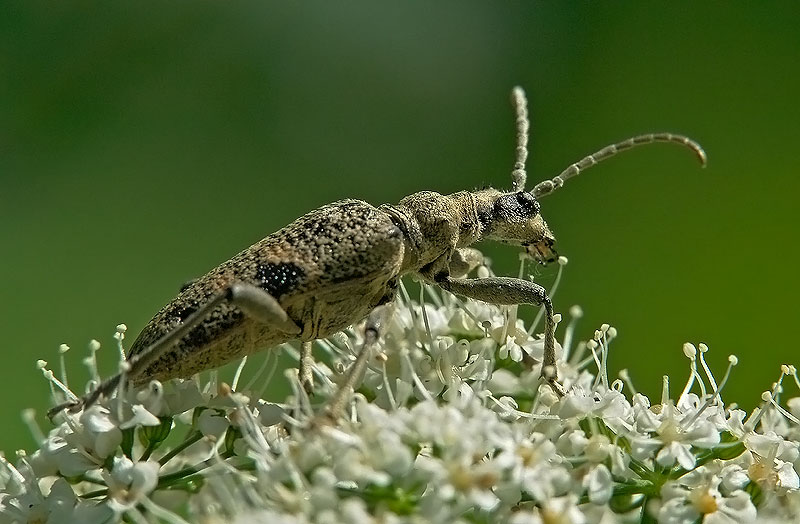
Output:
476 189 558 265
488 86 706 264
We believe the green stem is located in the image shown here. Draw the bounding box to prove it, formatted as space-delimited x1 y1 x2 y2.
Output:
158 430 203 466
576 479 653 505
79 449 237 498
139 439 159 462
80 488 108 499
74 473 107 486
156 449 235 490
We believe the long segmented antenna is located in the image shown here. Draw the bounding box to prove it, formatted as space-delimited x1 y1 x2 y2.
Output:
531 132 707 198
510 86 529 192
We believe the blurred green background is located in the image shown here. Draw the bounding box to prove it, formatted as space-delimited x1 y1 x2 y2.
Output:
1 3 798 454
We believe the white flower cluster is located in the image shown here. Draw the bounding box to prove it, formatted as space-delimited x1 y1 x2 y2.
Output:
2 276 800 523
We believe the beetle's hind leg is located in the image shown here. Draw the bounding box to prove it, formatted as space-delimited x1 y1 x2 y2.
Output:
435 274 565 396
48 283 302 420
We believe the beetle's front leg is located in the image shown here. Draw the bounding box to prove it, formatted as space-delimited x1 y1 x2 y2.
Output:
435 274 563 395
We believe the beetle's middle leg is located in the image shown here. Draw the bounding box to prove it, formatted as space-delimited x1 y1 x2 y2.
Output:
435 274 564 395
298 341 315 393
319 306 388 423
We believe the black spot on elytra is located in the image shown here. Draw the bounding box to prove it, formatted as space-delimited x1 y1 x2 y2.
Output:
256 262 305 299
177 304 197 322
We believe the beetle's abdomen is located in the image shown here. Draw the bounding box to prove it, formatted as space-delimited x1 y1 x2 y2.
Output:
127 199 404 384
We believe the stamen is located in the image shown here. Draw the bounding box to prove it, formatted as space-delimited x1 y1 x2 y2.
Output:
38 360 78 402
380 357 398 411
114 323 128 362
58 343 70 388
424 282 444 308
420 285 434 354
714 355 738 403
661 375 671 406
116 360 131 422
286 368 313 419
598 327 611 389
687 355 739 427
786 364 800 391
485 392 559 420
501 306 517 344
254 349 282 401
679 343 698 403
528 257 566 335
562 305 583 362
745 399 769 433
139 497 193 524
242 351 274 393
21 409 45 445
762 391 800 425
575 350 596 372
0 452 25 485
587 339 602 389
618 369 638 395
697 344 718 395
398 280 421 333
227 388 271 455
403 351 434 402
231 356 248 391
447 292 483 330
86 339 101 383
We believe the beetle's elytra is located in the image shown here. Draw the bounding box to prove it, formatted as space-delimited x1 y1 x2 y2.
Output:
49 87 706 418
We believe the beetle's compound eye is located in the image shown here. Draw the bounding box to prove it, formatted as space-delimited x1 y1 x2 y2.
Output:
516 191 539 214
494 191 540 222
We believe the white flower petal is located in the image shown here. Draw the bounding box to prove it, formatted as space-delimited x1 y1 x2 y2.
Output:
583 464 613 504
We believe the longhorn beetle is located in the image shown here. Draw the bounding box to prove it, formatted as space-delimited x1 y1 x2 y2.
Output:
48 87 706 418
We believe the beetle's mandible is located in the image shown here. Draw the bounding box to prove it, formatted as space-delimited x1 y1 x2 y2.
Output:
49 87 706 417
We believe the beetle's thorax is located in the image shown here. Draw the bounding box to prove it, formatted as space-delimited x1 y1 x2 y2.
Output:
381 190 481 274
382 187 558 276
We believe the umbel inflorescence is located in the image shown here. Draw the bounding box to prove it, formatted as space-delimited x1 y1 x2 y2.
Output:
2 260 800 523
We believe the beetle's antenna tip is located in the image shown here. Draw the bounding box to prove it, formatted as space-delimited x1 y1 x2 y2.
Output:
510 86 529 192
532 132 708 198
695 145 709 168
